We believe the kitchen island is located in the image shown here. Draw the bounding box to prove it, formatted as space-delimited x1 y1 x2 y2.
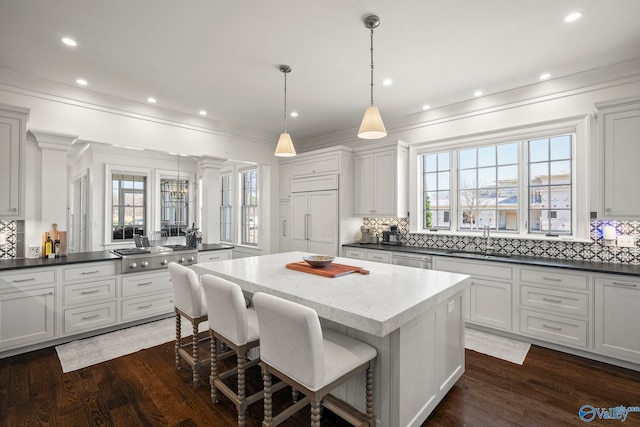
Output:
192 251 471 427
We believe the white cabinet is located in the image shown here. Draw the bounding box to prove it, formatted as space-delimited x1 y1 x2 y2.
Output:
279 161 292 200
517 267 590 349
291 189 338 256
198 249 232 263
342 247 391 263
0 104 28 219
353 142 408 217
291 152 340 178
121 271 174 322
596 98 640 218
433 256 514 331
594 276 640 364
0 286 55 351
279 201 291 253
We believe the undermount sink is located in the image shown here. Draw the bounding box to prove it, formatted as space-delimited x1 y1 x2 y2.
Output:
446 250 511 259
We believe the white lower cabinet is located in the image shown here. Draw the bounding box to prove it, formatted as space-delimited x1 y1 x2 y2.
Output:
433 257 515 331
64 302 117 335
120 271 173 322
198 249 232 263
594 276 640 364
518 267 590 350
342 247 391 264
0 286 56 351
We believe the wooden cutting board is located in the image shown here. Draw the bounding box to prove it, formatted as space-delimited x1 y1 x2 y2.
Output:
286 261 370 278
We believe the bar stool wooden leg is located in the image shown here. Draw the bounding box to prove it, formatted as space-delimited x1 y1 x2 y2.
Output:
292 388 299 403
310 400 321 427
210 335 218 404
175 312 181 370
366 363 374 423
238 352 246 427
192 321 199 387
263 370 273 424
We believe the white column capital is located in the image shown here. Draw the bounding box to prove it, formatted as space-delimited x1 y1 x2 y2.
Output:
30 129 78 151
198 156 227 171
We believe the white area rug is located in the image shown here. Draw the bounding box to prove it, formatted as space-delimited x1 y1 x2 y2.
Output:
56 317 208 373
465 327 531 365
57 319 530 373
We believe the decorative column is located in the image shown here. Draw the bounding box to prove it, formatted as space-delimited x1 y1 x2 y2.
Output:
30 130 78 231
198 156 226 244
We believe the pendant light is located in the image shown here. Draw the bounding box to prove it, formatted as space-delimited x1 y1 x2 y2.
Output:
274 65 296 157
358 15 387 139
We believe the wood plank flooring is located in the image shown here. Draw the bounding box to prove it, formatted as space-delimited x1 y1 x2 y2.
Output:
1 339 639 426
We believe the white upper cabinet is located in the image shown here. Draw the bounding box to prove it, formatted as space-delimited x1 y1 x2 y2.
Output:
279 161 292 201
353 142 408 217
0 104 29 219
596 98 640 218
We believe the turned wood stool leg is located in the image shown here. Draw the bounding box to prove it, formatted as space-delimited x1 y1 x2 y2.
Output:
210 335 218 404
263 370 273 424
237 353 246 427
175 312 181 370
366 364 374 424
292 388 299 402
192 321 199 387
310 400 322 427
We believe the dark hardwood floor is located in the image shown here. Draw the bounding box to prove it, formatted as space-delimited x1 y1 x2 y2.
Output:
1 338 639 426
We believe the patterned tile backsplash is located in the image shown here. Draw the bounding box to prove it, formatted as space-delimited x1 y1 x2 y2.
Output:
0 220 23 260
363 218 640 265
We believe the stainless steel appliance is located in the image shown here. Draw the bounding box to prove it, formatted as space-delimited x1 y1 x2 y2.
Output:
111 245 197 274
391 253 432 269
382 225 401 245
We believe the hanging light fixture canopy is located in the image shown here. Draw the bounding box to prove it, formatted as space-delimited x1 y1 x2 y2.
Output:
358 14 387 140
274 64 297 157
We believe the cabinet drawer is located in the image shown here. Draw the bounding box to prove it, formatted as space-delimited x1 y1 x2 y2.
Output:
121 293 174 322
198 251 231 263
63 302 117 335
1 269 56 287
519 309 587 348
122 272 172 297
344 248 366 259
367 251 391 264
434 258 513 281
519 268 588 290
292 153 339 177
63 279 117 307
63 262 116 282
520 285 588 317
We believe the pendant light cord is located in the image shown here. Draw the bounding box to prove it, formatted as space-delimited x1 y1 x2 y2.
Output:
369 27 375 107
283 71 288 133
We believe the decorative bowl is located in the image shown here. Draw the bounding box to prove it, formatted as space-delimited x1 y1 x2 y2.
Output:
302 255 335 268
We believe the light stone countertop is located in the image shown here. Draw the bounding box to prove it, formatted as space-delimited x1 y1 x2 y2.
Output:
192 251 470 337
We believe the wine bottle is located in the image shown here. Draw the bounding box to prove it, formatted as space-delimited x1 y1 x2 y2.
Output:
54 235 61 257
44 233 53 257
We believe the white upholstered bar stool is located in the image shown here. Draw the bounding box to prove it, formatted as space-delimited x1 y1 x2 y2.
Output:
168 262 209 388
201 274 278 427
253 292 377 427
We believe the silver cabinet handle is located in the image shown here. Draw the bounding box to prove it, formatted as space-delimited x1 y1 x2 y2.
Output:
542 297 562 304
81 270 100 275
80 289 101 295
283 219 287 237
137 281 153 286
138 304 153 309
542 324 562 331
542 277 562 282
304 214 310 240
12 278 36 283
81 314 100 320
612 282 637 288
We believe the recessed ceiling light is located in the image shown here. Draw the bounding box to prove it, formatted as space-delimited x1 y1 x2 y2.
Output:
539 73 551 80
474 90 483 97
147 97 157 103
61 37 77 47
382 79 393 86
422 104 431 110
199 110 207 116
564 11 583 23
76 78 88 86
290 112 298 118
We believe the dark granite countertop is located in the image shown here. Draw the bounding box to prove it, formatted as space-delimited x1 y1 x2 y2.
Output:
342 243 640 278
0 244 235 272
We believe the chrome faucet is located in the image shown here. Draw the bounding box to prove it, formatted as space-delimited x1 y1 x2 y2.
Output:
483 224 493 252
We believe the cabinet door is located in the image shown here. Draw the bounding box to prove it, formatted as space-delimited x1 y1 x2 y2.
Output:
279 162 292 200
307 190 338 255
469 279 512 330
0 114 23 218
279 201 291 253
372 150 396 216
595 278 640 363
602 104 640 217
198 250 231 263
0 287 55 350
291 193 309 252
353 154 374 215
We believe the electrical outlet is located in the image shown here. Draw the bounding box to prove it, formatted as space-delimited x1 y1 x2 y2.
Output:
0 232 6 246
617 235 635 248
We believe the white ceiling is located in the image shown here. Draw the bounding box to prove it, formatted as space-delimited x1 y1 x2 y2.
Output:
1 0 639 143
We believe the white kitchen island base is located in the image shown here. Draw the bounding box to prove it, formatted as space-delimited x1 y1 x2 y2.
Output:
192 251 469 427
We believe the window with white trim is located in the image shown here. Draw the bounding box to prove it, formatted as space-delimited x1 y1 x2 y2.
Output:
420 132 576 237
111 173 146 241
220 173 233 243
241 168 258 246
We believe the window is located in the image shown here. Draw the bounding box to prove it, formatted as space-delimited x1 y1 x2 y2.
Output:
220 173 233 243
420 132 575 237
528 135 572 234
160 178 189 236
112 173 146 240
241 168 258 246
